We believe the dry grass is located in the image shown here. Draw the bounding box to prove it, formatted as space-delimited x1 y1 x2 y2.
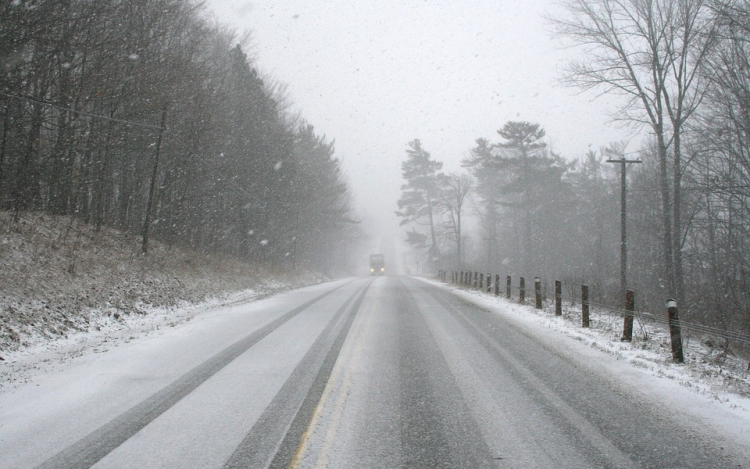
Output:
0 211 320 354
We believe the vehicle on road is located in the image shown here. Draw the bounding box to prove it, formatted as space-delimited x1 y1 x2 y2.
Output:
369 254 385 275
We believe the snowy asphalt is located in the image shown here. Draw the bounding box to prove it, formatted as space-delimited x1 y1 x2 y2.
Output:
0 276 746 468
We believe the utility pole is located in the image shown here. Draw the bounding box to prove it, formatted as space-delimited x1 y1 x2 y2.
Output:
606 156 642 302
142 102 169 254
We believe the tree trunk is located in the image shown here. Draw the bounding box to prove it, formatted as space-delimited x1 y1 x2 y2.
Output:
457 191 463 270
657 130 676 298
11 99 44 216
0 104 8 205
673 128 685 309
426 194 439 259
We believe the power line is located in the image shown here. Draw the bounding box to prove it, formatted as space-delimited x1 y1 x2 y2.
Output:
587 300 750 345
0 91 164 131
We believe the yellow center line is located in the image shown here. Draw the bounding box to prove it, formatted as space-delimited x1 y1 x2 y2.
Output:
288 301 373 468
314 309 373 468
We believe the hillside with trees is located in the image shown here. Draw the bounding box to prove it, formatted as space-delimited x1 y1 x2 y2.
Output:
0 0 359 351
0 0 357 271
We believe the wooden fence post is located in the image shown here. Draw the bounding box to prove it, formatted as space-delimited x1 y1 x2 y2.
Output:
555 280 562 316
667 299 684 363
581 284 590 327
535 277 542 309
473 272 478 289
622 289 634 342
519 277 525 303
479 273 484 291
495 274 500 296
487 273 491 293
506 276 511 299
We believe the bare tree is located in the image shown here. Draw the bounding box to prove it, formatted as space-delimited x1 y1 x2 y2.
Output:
690 0 750 330
439 173 472 270
550 0 720 307
0 0 356 270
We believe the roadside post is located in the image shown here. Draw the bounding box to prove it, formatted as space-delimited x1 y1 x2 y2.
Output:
582 284 590 327
667 299 685 363
622 289 634 342
506 276 511 299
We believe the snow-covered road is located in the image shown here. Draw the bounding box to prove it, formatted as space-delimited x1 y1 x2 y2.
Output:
0 276 747 468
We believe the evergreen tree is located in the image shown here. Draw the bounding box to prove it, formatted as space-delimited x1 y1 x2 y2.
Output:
396 139 445 264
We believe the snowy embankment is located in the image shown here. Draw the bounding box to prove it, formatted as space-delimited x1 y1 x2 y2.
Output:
0 212 324 388
421 277 750 446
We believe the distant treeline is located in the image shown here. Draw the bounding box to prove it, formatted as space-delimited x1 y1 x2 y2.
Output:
0 0 357 271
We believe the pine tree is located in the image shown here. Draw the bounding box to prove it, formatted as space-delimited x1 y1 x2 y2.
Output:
396 139 445 263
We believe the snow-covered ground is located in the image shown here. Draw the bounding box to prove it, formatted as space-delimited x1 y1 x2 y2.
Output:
0 279 360 469
0 273 748 466
421 277 750 448
0 211 327 391
0 282 300 393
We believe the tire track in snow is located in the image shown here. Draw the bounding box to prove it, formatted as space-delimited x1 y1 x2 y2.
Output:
34 280 356 469
417 280 732 468
222 277 373 469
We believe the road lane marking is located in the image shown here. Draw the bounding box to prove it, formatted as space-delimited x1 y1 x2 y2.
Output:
257 280 372 469
34 280 356 469
419 281 637 468
314 299 373 468
288 288 374 468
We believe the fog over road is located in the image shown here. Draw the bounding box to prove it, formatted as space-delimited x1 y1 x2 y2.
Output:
1 277 745 468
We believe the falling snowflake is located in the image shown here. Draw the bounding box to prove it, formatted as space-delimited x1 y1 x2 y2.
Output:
274 161 282 171
260 239 268 246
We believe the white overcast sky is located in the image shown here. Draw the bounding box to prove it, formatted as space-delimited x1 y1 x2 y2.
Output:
204 0 637 242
